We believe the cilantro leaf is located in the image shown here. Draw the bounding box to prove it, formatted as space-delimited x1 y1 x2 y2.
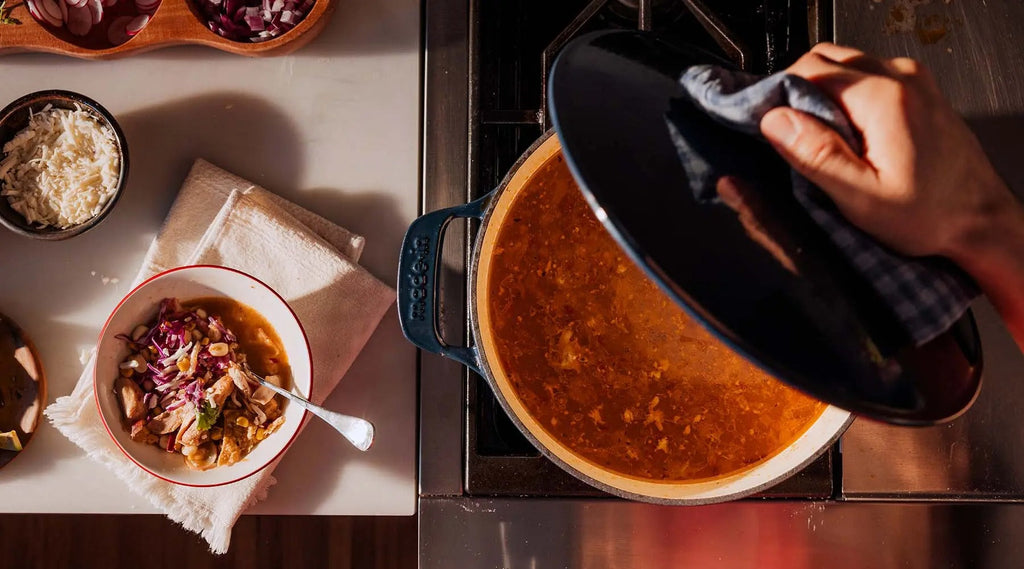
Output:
0 1 21 25
196 400 220 431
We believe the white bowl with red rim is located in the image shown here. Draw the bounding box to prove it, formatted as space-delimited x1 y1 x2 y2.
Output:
93 265 313 487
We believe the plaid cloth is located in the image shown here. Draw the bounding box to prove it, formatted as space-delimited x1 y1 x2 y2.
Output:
669 64 978 346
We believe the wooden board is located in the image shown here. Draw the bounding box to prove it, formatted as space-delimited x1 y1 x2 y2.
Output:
0 312 45 470
0 0 335 59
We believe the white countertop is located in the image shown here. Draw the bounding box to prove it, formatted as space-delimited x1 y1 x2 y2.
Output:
0 0 419 515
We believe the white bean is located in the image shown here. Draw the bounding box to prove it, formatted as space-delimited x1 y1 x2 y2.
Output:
208 342 229 357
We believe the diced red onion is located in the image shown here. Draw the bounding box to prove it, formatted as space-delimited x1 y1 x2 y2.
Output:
245 14 263 31
198 0 310 41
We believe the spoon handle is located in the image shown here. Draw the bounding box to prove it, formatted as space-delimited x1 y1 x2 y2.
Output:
256 379 375 452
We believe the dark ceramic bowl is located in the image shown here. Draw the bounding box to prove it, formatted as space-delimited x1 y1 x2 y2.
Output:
0 90 129 241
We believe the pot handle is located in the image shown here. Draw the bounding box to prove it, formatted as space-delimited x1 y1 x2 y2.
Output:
397 195 491 375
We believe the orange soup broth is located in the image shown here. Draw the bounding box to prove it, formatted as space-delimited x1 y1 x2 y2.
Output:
485 152 825 482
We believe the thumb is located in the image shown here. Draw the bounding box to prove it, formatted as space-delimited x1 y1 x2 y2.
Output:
760 107 876 200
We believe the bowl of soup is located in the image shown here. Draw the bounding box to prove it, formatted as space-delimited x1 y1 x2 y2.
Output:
94 265 313 487
399 131 851 504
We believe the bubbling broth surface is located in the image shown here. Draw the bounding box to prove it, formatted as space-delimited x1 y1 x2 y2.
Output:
486 152 826 481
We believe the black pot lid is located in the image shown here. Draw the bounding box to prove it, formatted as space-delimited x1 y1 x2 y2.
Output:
548 30 982 425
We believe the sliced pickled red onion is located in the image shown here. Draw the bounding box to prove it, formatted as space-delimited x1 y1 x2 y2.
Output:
107 14 131 44
87 0 102 24
40 0 63 24
25 0 42 20
65 4 92 36
27 0 63 26
125 13 149 35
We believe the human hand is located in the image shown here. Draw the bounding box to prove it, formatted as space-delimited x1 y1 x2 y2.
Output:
759 43 1019 268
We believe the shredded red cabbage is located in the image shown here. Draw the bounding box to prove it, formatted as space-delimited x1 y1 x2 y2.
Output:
117 297 244 423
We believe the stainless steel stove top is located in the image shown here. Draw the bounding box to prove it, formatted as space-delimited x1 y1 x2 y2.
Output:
417 0 1024 566
428 0 833 500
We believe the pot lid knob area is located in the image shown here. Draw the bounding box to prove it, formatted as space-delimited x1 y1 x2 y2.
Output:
547 30 982 425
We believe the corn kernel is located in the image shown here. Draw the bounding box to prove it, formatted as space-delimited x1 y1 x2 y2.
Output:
235 416 249 427
210 428 223 441
202 338 210 345
176 357 190 372
119 368 132 378
255 428 267 441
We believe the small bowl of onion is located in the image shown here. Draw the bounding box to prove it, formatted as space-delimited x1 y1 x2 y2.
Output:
0 90 129 241
94 265 313 486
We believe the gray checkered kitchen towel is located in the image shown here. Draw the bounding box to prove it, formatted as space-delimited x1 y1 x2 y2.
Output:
668 64 978 346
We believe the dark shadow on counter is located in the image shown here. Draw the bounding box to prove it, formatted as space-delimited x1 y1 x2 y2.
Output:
117 92 305 203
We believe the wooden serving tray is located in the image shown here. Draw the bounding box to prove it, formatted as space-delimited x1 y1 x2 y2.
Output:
0 0 335 59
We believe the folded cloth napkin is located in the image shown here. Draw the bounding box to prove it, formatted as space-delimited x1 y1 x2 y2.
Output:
668 65 978 346
45 159 394 554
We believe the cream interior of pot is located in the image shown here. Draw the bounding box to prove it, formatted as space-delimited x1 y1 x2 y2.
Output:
474 133 852 503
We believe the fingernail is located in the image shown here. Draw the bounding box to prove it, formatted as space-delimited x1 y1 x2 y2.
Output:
761 110 799 147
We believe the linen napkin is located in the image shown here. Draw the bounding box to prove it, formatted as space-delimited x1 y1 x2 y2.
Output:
44 159 394 553
667 65 978 346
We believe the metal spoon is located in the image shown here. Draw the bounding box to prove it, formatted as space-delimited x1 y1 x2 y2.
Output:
248 369 374 452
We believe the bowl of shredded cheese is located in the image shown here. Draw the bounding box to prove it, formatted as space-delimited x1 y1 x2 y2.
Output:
0 90 128 240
